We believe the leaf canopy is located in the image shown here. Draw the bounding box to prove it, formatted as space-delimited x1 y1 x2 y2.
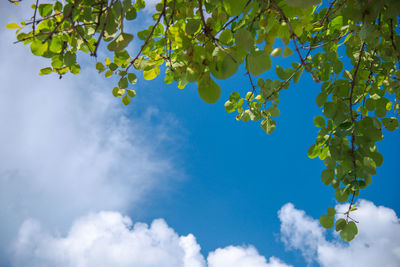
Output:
8 0 400 242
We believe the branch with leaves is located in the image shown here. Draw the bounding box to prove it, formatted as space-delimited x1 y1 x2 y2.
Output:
6 0 400 242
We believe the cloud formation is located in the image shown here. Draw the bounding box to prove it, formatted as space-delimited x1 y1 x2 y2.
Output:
279 200 400 267
10 200 400 267
12 211 292 267
0 6 181 262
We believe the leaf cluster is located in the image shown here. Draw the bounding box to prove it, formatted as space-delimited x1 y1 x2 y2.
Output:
7 0 400 242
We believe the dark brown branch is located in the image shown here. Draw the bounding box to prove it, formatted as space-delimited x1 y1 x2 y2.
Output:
93 0 114 57
74 24 95 55
346 41 366 222
163 0 174 70
319 0 337 26
264 64 303 101
299 31 350 49
125 2 166 72
390 19 400 69
32 0 39 35
246 70 257 107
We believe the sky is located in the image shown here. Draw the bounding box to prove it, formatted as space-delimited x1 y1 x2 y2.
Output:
1 1 400 267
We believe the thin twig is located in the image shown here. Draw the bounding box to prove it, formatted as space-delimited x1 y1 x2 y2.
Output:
125 3 166 72
346 41 365 222
32 0 40 36
93 0 114 57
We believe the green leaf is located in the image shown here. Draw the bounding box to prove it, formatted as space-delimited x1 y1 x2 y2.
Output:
30 38 48 56
333 60 343 74
320 214 334 229
127 89 136 97
321 169 334 185
323 102 337 118
224 100 236 113
122 95 131 105
293 68 303 83
229 91 240 102
343 70 353 80
276 65 293 80
313 115 325 127
245 92 254 101
143 67 160 80
308 144 320 159
39 67 52 75
210 48 239 80
125 4 137 20
51 55 64 69
64 51 76 67
70 63 80 74
363 156 376 174
164 74 173 84
185 19 201 35
197 75 221 104
335 188 350 202
365 98 375 111
105 70 113 78
49 37 62 53
109 63 118 71
223 0 247 16
6 23 21 29
112 87 125 97
382 117 399 131
270 48 282 57
282 47 293 57
327 207 336 216
118 77 128 89
285 0 321 8
316 92 328 107
261 117 276 134
241 110 254 122
330 16 343 31
268 106 280 117
107 33 134 52
246 50 272 76
340 221 358 242
235 28 254 52
219 29 233 45
335 218 346 231
359 23 374 41
38 3 53 17
128 73 137 84
96 62 105 73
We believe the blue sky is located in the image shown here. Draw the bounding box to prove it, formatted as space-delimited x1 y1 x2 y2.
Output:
1 1 400 267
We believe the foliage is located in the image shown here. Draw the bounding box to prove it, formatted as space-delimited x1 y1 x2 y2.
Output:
7 0 400 241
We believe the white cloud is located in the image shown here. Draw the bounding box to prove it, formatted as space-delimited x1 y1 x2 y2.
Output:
278 200 400 267
278 203 326 263
12 211 292 267
207 246 293 267
13 213 200 267
0 2 181 262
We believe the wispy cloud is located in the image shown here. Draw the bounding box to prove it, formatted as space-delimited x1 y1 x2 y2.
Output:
0 4 182 263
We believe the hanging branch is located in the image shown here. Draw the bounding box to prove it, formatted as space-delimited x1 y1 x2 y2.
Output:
346 41 366 222
125 2 166 72
31 0 39 36
93 0 114 57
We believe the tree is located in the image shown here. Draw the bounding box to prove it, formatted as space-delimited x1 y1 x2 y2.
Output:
7 0 400 241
